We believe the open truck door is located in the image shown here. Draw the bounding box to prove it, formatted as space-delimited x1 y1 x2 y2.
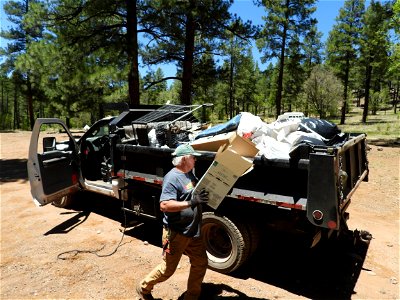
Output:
27 118 82 206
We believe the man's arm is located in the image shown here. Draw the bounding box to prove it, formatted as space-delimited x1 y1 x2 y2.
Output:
160 189 209 212
160 200 190 212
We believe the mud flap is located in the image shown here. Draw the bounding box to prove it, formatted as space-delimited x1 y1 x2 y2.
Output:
307 153 339 230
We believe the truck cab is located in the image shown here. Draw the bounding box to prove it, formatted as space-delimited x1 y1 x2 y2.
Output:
27 104 208 208
27 107 160 207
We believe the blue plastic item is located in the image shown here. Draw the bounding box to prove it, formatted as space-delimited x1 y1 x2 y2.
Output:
195 114 242 140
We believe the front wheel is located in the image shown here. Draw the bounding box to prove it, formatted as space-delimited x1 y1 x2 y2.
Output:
201 212 251 274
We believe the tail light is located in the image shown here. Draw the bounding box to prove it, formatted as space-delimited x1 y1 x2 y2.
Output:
327 220 337 229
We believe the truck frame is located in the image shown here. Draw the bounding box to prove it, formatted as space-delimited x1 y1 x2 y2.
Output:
27 104 370 274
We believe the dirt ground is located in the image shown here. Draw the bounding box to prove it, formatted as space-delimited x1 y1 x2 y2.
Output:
1 131 399 300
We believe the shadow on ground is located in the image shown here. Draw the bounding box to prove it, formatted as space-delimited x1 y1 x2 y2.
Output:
49 193 370 300
0 159 28 182
44 211 91 235
233 230 370 300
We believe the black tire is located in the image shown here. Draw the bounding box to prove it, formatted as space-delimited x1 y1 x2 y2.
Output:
52 194 74 208
202 212 251 274
246 222 261 256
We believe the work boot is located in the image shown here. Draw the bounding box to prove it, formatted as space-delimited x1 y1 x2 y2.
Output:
135 283 154 300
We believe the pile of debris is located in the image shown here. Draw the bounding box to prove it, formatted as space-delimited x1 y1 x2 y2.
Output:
191 112 345 160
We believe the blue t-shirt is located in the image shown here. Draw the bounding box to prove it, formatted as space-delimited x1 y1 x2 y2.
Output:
160 168 202 237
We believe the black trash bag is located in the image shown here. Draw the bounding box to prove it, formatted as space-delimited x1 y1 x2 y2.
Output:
169 131 190 148
326 132 348 146
289 135 326 160
298 118 341 140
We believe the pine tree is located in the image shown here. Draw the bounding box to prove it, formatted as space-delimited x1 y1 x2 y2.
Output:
236 49 258 114
220 32 251 118
140 0 255 105
142 68 167 105
13 1 124 125
192 52 218 107
326 0 365 124
303 24 323 76
253 63 267 116
359 0 392 123
32 0 141 108
0 0 44 129
256 0 317 118
283 35 304 112
388 0 399 113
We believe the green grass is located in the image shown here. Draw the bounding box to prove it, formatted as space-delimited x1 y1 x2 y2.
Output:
330 107 400 143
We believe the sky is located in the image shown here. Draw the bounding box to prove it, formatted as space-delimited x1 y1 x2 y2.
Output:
227 0 344 66
0 0 356 76
231 0 343 40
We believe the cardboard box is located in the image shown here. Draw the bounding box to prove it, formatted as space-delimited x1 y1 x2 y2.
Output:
191 131 259 157
193 138 258 209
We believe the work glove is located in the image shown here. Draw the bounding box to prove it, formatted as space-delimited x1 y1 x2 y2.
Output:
189 189 209 208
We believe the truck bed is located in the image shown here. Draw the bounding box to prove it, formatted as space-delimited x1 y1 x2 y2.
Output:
113 132 368 231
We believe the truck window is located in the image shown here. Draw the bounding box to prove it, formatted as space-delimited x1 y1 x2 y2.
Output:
87 124 109 138
37 123 74 154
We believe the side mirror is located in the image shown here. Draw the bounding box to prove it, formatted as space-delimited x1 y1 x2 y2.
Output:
43 137 56 152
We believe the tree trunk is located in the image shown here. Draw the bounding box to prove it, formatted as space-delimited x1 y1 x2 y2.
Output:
362 64 372 123
181 4 196 106
340 58 350 125
356 90 361 107
13 84 18 129
26 76 34 130
394 84 399 114
4 92 9 129
1 80 3 116
1 79 4 129
224 96 228 119
126 0 140 107
229 49 234 119
276 41 286 118
275 0 289 118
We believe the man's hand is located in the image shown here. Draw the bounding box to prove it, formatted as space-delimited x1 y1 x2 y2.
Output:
189 189 209 208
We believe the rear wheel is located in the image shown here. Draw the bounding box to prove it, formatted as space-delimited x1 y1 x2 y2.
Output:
246 222 261 256
52 194 74 208
202 212 251 274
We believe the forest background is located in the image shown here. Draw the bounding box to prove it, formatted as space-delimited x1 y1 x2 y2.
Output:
0 0 399 131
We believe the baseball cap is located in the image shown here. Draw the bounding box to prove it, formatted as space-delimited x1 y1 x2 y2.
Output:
172 144 201 157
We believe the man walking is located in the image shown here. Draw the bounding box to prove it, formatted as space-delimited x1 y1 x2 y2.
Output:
136 144 209 300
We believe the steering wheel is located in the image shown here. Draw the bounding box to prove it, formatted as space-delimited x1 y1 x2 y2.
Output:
91 135 108 148
98 135 109 147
